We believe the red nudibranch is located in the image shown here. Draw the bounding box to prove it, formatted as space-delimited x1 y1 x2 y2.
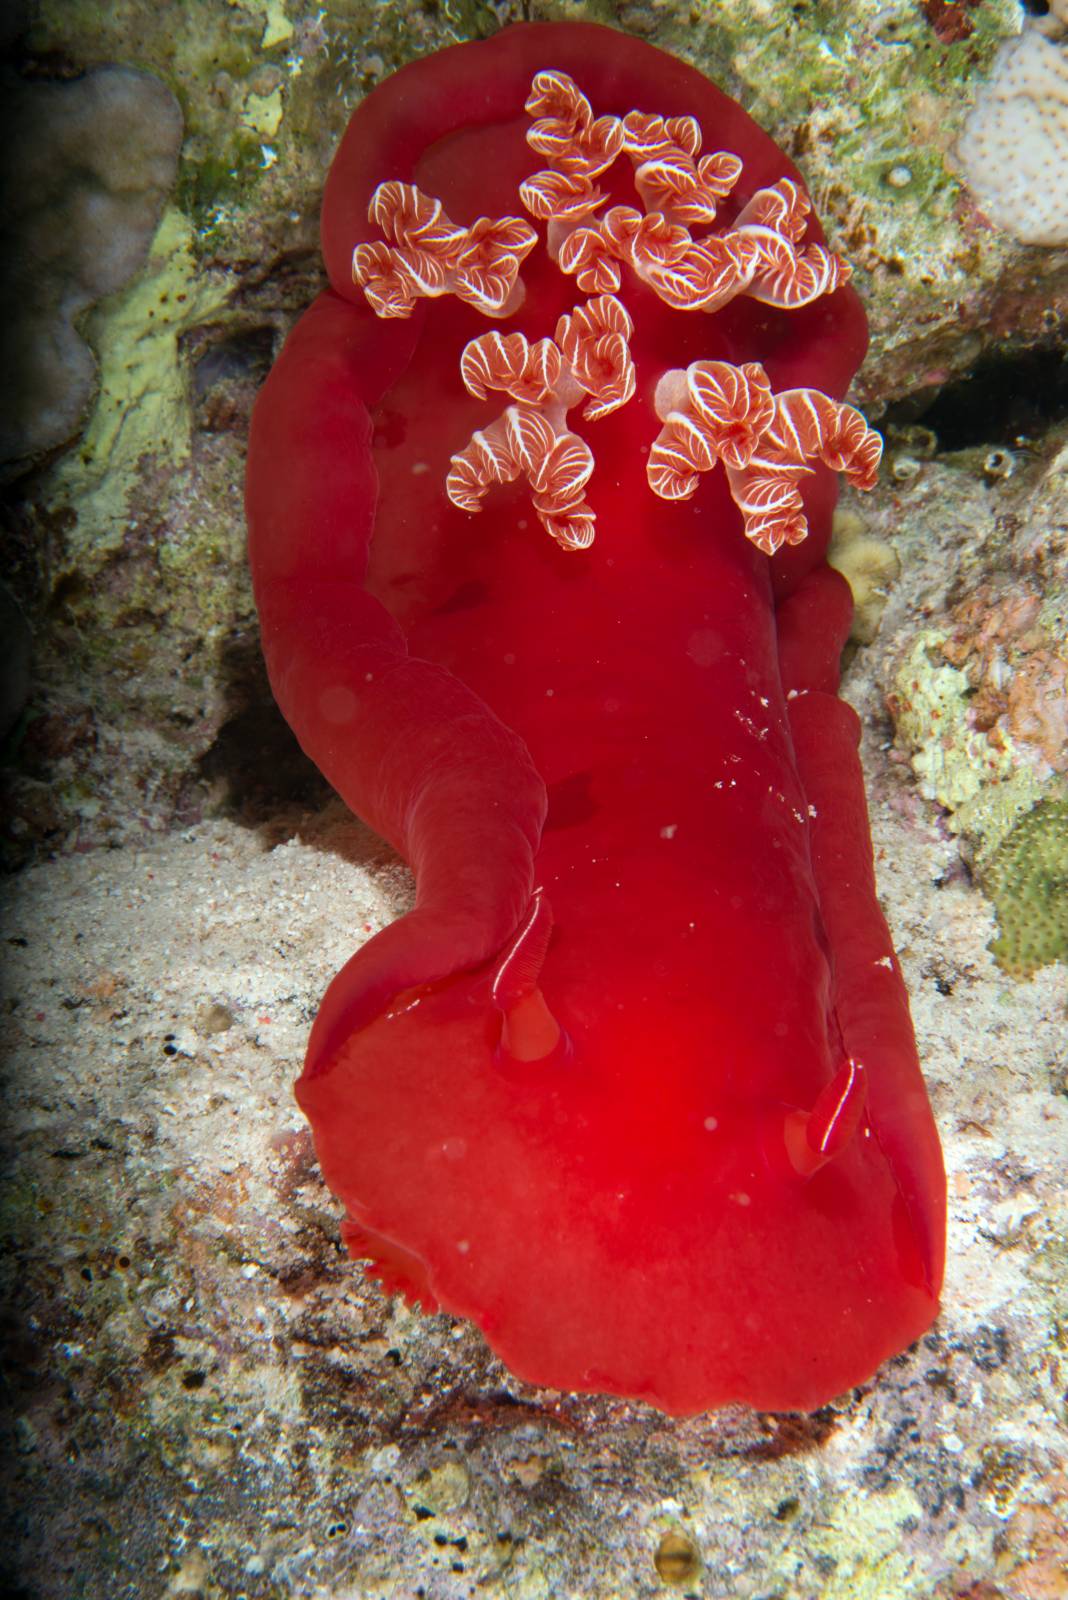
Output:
246 22 946 1415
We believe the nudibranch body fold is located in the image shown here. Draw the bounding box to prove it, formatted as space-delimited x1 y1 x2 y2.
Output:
247 21 946 1415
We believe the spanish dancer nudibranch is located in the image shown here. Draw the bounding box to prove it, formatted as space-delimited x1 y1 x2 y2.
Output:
246 22 946 1414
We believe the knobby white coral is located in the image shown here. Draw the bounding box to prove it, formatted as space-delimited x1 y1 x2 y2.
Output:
954 11 1068 246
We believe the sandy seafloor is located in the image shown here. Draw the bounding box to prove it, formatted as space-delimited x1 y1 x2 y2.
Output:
3 490 1067 1597
2 0 1068 1595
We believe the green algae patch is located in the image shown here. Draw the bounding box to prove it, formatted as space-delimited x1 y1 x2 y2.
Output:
891 626 1068 977
663 0 1019 162
890 631 1050 859
978 800 1068 978
46 208 231 567
649 0 1024 392
687 1457 937 1600
178 130 270 233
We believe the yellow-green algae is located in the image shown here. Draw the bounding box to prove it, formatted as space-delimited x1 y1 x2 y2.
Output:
657 0 1019 237
803 1483 927 1600
240 86 285 139
45 209 231 565
675 1457 939 1597
641 0 1028 396
891 631 1050 855
232 0 295 50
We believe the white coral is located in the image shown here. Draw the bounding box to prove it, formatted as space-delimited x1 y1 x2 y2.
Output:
954 16 1068 246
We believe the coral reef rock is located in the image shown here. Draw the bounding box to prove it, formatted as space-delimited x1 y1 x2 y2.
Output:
954 5 1068 245
0 65 183 473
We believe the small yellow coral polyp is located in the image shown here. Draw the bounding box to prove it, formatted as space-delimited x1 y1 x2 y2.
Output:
351 67 881 554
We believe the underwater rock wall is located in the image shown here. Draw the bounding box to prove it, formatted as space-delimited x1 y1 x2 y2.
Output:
0 2 1065 1596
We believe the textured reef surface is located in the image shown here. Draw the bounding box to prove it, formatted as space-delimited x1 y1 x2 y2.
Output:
1 1 1066 1596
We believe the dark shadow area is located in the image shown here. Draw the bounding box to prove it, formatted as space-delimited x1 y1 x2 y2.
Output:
884 345 1068 451
197 699 334 821
190 323 277 406
196 634 403 878
195 632 333 823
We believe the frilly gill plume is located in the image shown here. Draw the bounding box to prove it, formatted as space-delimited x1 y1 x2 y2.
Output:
352 69 882 554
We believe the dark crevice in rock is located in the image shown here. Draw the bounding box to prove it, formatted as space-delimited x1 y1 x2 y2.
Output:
885 345 1068 451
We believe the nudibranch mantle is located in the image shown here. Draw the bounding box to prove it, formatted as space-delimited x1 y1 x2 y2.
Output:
246 22 946 1415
